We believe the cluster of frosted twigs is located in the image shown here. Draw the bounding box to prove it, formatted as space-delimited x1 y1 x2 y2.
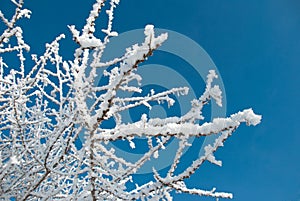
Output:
0 0 261 200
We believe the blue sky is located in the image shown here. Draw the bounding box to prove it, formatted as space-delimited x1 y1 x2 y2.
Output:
3 0 300 200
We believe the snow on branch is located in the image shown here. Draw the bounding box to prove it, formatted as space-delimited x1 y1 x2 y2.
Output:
0 0 262 200
95 108 261 141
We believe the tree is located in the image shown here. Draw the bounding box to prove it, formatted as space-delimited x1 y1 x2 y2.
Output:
0 0 261 200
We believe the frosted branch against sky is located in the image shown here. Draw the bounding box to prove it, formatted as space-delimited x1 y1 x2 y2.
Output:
0 0 263 200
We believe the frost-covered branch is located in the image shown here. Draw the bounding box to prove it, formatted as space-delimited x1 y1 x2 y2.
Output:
0 0 261 200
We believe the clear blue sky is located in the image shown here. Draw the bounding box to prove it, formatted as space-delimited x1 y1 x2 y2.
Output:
3 0 300 200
